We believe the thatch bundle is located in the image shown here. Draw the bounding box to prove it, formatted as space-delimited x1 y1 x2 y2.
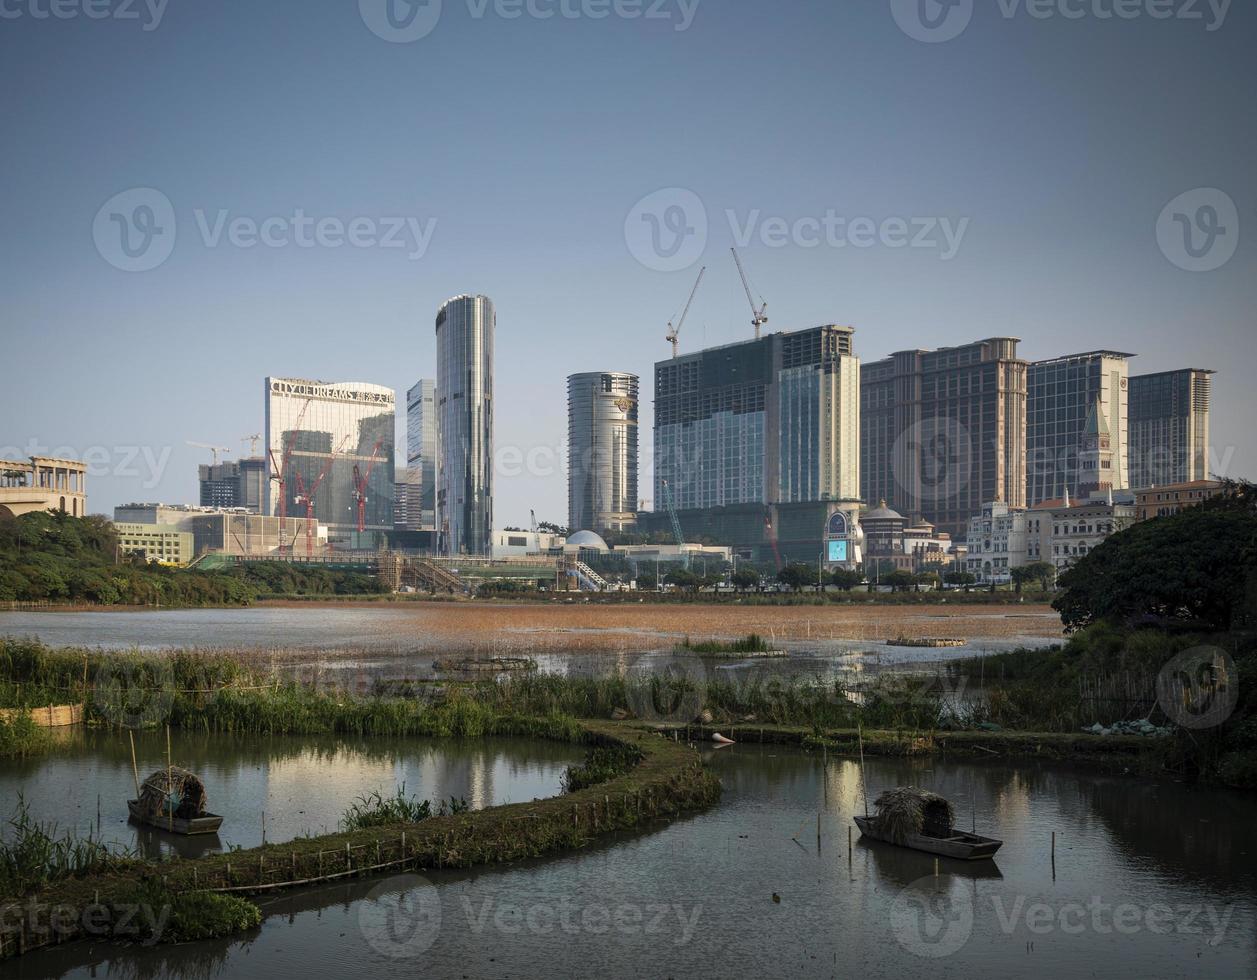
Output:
136 767 209 820
872 787 955 843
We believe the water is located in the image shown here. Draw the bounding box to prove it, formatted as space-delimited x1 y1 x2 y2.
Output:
0 731 582 859
11 744 1256 979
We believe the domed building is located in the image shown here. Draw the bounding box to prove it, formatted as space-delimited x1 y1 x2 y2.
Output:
861 500 907 556
564 529 610 554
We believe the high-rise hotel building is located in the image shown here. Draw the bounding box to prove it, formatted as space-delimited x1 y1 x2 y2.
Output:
654 324 860 512
435 295 494 556
264 378 396 549
1129 368 1214 488
1026 351 1131 505
860 338 1027 537
404 379 437 532
567 372 639 534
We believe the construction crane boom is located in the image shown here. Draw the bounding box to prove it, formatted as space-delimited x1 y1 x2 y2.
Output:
660 479 690 570
187 441 231 465
351 440 385 533
731 248 768 339
241 433 262 456
665 266 706 358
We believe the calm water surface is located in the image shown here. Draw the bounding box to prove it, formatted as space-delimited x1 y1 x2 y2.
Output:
0 731 582 859
12 744 1256 979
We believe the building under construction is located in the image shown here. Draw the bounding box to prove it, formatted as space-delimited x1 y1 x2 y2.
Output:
264 377 396 551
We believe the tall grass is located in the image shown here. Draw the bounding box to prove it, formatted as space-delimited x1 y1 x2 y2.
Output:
0 795 128 898
678 634 772 654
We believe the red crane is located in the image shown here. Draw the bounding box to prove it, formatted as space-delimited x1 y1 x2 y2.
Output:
352 440 385 533
291 436 349 557
267 397 313 540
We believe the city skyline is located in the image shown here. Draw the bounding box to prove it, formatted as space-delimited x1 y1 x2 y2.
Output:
1 2 1252 527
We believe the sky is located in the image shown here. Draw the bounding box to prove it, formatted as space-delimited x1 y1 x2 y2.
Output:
1 0 1253 528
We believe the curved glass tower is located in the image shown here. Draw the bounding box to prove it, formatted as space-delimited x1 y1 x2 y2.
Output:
567 372 639 534
436 295 494 555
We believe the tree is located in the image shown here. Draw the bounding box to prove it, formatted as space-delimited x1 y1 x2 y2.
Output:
1024 561 1057 591
1054 488 1257 632
944 570 976 592
914 571 940 592
1009 565 1033 595
884 570 915 593
830 568 862 591
731 568 761 592
664 568 702 593
776 563 816 592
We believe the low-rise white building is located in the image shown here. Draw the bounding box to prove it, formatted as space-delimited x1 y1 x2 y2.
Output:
1034 490 1135 573
964 502 1032 583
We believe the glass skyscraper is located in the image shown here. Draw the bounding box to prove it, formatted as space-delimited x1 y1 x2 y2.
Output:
1129 368 1214 488
654 325 859 514
1026 351 1131 505
567 372 639 533
264 378 396 549
405 379 437 531
435 295 494 556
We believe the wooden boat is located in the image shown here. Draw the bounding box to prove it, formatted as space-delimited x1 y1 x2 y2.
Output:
128 764 224 836
854 814 1002 860
127 799 224 836
854 786 1002 860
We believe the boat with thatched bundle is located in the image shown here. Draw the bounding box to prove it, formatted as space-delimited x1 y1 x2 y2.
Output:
127 766 224 836
854 787 1002 860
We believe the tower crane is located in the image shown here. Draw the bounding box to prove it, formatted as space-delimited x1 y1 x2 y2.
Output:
731 248 768 339
352 439 385 533
665 266 706 358
267 397 313 537
292 435 350 557
660 479 690 570
241 434 263 456
187 441 231 465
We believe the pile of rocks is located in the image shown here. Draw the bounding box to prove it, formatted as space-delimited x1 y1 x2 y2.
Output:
1082 719 1173 738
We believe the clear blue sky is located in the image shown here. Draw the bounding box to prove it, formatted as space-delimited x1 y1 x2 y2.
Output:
2 0 1253 527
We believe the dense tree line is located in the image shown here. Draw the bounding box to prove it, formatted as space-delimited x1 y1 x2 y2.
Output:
0 511 384 605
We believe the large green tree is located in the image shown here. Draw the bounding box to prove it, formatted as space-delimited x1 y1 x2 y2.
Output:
1053 486 1257 632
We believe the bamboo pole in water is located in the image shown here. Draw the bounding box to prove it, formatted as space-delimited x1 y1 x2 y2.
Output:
166 725 173 832
857 724 870 818
127 730 140 798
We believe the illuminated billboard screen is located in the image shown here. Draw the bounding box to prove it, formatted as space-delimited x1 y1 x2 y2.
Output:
827 540 848 563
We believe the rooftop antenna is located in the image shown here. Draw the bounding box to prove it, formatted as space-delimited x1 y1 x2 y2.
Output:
666 265 706 358
731 247 768 339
